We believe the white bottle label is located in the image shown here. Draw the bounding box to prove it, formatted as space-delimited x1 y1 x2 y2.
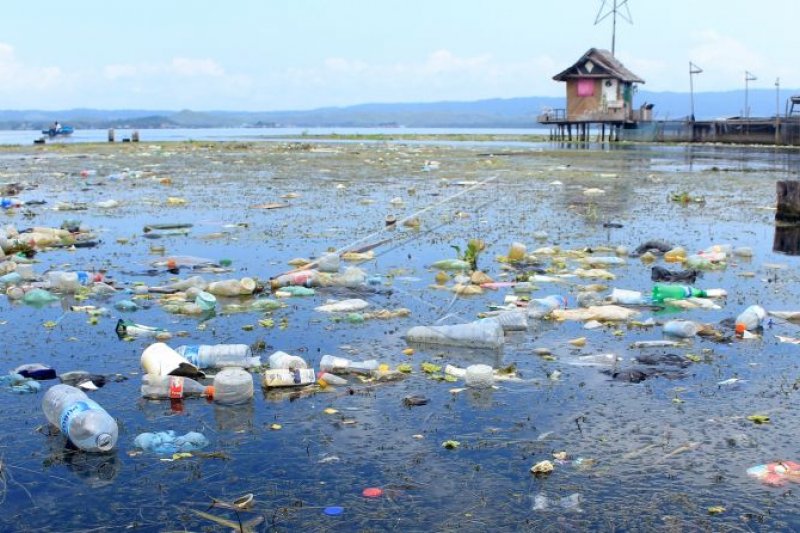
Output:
262 368 315 387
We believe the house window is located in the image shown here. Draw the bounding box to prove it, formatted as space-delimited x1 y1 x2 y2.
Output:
577 79 594 97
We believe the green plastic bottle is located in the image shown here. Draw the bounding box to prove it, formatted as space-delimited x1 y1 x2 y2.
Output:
651 284 707 303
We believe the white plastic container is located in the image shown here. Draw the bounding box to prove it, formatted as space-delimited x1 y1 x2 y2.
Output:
609 288 644 305
736 305 767 332
527 295 567 319
268 351 308 370
663 319 699 338
444 364 467 378
317 253 340 273
464 364 494 388
141 342 203 377
262 368 316 388
493 310 529 331
319 354 379 374
213 367 254 405
314 298 369 313
404 319 504 349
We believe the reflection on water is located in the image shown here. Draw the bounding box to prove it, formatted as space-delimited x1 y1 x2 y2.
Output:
773 224 800 255
4 140 800 531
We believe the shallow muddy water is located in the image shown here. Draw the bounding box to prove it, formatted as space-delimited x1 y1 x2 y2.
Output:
1 139 800 531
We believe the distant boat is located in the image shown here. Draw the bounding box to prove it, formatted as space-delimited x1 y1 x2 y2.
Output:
42 125 74 137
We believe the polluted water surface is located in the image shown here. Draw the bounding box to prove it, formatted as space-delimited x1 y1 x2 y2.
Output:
0 139 799 531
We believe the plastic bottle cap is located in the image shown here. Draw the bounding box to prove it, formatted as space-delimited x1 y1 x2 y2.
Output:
362 487 383 498
167 259 177 270
735 323 746 335
205 386 215 399
324 506 344 516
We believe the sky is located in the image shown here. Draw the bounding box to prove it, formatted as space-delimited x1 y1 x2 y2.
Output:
0 0 797 111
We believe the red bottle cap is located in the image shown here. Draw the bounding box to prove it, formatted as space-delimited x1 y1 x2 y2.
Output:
362 487 383 498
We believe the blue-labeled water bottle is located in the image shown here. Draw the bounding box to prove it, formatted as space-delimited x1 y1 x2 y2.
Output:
174 344 260 369
42 384 118 452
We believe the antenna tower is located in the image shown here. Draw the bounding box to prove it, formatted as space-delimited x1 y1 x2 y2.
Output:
595 0 632 56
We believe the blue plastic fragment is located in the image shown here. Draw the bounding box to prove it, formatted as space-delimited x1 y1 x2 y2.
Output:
324 506 344 516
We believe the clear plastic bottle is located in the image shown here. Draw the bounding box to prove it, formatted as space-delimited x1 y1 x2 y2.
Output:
141 375 214 400
404 319 505 349
317 371 348 387
174 344 260 369
319 354 379 375
663 319 699 338
735 305 767 333
45 270 103 293
527 295 567 319
213 368 254 405
206 278 256 296
42 384 118 452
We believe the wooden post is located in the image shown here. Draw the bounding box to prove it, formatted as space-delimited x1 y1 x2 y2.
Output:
132 130 139 142
776 181 800 225
108 129 115 142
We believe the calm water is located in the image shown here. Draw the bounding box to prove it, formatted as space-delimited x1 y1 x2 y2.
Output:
0 127 550 146
0 139 799 531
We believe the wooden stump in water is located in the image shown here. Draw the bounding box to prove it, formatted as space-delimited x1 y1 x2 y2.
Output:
776 181 800 225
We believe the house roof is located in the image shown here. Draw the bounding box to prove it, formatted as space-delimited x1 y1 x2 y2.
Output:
552 48 644 84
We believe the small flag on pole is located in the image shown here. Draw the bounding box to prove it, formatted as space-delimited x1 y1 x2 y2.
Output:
689 62 703 74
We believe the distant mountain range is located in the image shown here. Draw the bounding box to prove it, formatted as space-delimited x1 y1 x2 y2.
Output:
1 89 796 130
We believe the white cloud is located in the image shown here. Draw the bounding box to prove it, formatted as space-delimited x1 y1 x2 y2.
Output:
263 49 562 108
0 42 64 93
170 57 224 77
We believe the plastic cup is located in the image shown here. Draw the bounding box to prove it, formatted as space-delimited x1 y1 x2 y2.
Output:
194 291 217 312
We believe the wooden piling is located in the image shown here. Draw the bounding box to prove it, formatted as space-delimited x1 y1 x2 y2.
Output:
132 130 139 142
108 129 115 143
776 181 800 225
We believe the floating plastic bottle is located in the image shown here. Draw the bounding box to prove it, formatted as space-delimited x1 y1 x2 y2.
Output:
609 288 645 305
206 277 256 297
651 284 707 303
735 305 767 334
42 384 118 452
663 319 699 338
527 295 567 319
213 368 254 405
174 344 260 369
267 351 308 370
317 371 348 387
405 319 504 349
262 368 316 388
45 270 103 293
140 375 214 400
319 354 379 375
